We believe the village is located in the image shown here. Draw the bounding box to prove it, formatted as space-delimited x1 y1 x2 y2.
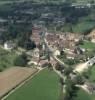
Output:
26 25 95 100
0 20 95 100
29 25 95 66
0 0 95 100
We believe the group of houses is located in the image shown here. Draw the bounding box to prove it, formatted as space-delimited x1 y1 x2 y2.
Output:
45 32 84 59
29 26 50 67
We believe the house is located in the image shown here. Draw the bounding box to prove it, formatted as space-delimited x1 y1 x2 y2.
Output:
32 48 39 58
32 27 42 46
28 57 39 66
54 50 60 56
30 57 49 67
4 41 16 50
38 60 49 67
53 17 65 25
85 82 95 94
66 53 76 59
74 47 84 55
88 29 95 43
64 33 83 43
0 18 8 26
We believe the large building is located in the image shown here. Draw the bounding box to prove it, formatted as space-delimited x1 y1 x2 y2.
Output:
32 26 42 46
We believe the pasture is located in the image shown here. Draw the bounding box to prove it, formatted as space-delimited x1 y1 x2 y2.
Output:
6 69 61 100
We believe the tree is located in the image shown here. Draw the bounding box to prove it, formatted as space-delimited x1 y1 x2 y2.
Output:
18 33 36 50
59 77 64 85
64 67 73 76
55 63 64 71
64 78 75 100
48 63 52 70
82 69 91 79
64 59 75 65
0 68 3 72
90 0 94 4
14 53 28 67
78 39 84 45
74 74 84 85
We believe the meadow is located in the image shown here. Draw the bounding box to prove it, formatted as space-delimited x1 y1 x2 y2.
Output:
6 69 61 100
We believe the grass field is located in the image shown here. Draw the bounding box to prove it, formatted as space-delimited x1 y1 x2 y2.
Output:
72 89 95 100
79 41 95 50
6 69 61 100
89 65 95 82
0 48 18 71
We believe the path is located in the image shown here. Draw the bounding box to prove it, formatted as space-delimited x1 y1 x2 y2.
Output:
74 62 88 73
74 56 95 73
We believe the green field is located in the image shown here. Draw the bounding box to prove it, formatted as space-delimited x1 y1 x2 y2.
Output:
0 47 18 71
72 89 95 100
61 20 95 33
72 21 95 33
89 65 95 82
79 41 95 50
6 69 61 100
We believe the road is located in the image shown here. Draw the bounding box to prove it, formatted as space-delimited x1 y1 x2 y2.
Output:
74 56 95 73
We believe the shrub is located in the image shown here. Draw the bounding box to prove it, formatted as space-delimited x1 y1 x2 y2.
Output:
14 53 28 67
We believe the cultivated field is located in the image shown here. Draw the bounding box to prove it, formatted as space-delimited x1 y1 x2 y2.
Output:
0 67 37 99
6 69 61 100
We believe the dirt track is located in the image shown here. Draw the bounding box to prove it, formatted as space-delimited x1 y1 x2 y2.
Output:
74 62 88 73
0 67 37 98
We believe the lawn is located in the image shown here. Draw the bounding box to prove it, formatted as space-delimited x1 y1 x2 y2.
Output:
0 48 18 71
89 65 95 82
72 89 95 100
6 69 61 100
79 41 95 50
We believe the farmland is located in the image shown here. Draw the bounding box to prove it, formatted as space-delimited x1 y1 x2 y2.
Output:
6 69 61 100
0 67 37 99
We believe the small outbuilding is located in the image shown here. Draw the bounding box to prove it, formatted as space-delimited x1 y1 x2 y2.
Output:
4 41 16 50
